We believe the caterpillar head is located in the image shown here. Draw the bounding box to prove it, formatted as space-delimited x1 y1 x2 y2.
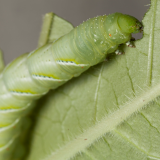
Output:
118 13 143 34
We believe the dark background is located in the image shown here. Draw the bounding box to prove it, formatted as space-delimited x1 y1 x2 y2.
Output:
0 0 150 64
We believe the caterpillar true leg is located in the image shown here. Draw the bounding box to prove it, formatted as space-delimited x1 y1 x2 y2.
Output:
115 49 124 55
126 40 136 48
116 38 136 54
131 37 136 41
125 37 136 48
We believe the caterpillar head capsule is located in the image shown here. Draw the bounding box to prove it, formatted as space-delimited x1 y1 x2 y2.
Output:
117 13 143 34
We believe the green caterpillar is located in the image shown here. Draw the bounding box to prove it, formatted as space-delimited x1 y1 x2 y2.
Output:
0 12 142 159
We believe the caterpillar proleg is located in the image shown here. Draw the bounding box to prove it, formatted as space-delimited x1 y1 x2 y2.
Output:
0 12 142 159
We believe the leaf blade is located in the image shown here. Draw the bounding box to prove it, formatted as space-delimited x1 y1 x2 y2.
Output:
25 0 160 160
0 49 4 73
38 13 74 47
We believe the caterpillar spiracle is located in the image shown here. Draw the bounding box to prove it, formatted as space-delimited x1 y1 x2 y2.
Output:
0 12 142 159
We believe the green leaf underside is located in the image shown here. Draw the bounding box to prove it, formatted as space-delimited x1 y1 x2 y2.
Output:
0 49 4 73
24 0 160 160
37 13 74 48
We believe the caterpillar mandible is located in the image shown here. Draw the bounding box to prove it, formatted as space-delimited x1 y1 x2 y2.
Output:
0 12 142 159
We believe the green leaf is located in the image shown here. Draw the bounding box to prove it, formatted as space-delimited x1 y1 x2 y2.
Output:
38 12 74 47
25 0 160 160
0 50 4 73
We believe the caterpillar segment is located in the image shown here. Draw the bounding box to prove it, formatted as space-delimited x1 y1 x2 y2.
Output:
0 13 142 159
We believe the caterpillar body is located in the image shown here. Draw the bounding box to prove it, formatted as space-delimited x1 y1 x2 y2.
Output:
0 12 142 159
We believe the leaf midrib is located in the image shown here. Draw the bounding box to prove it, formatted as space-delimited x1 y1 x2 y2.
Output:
44 82 160 160
43 1 158 159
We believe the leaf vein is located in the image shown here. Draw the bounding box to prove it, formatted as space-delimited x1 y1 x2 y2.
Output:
146 0 157 86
